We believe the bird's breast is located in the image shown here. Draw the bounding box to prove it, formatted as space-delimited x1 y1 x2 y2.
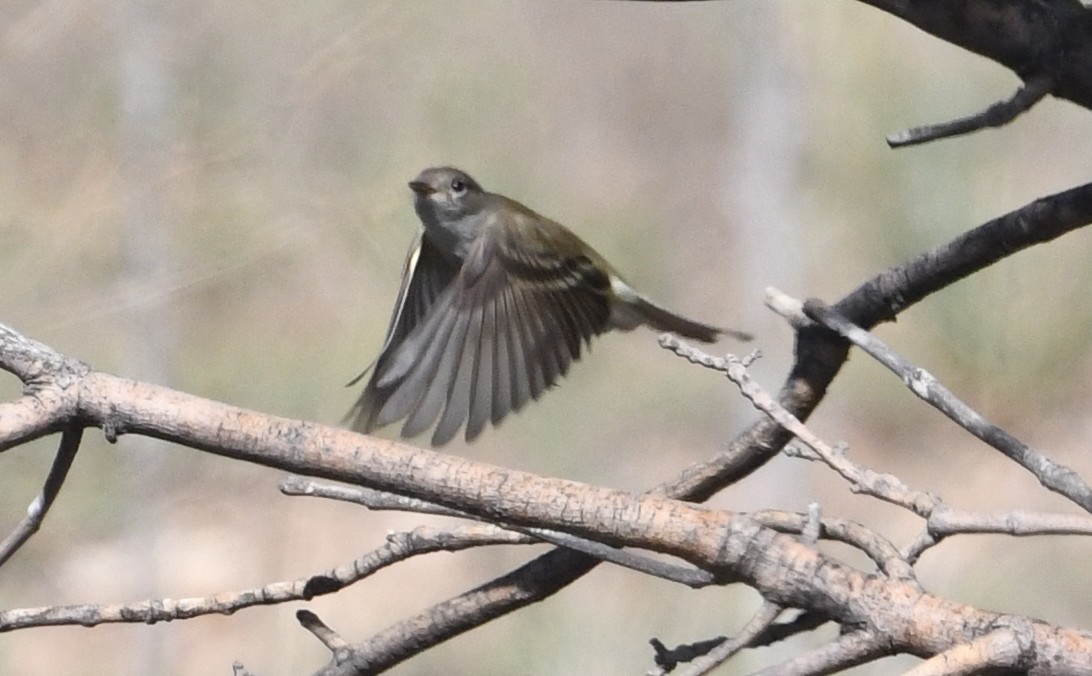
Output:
422 219 478 263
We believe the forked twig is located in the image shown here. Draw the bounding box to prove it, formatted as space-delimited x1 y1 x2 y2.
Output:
803 299 1092 513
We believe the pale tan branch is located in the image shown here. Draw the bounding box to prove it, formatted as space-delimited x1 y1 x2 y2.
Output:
282 477 716 587
0 425 82 567
281 476 465 518
680 602 784 676
803 299 1092 513
905 627 1029 676
749 510 910 579
298 610 351 653
660 335 937 519
905 506 1092 562
749 630 885 676
4 324 1092 673
0 524 529 631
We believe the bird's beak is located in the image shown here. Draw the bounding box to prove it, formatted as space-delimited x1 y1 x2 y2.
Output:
408 181 435 196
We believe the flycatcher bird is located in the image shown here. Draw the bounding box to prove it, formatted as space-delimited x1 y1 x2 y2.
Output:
348 166 750 446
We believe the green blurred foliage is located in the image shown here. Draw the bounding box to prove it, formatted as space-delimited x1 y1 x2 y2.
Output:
2 2 1092 674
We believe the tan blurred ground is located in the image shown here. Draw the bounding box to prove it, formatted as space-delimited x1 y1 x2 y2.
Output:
2 2 1092 674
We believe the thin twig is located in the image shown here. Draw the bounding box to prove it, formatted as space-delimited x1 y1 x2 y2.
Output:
284 477 716 588
668 504 829 674
904 505 1092 563
749 630 885 676
297 609 351 652
0 524 530 631
681 602 784 676
281 476 465 518
522 528 714 588
804 299 1092 513
887 76 1054 148
749 510 911 579
928 506 1092 537
646 508 816 674
648 637 726 675
0 425 83 568
660 335 937 519
649 609 835 674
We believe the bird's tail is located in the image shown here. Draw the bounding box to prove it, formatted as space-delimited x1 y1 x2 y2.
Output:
630 295 752 343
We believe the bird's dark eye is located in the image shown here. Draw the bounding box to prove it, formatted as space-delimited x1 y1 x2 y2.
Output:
450 178 466 194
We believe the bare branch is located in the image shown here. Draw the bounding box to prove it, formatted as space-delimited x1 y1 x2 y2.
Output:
749 630 885 676
929 506 1092 537
297 610 351 653
0 524 530 631
802 502 822 544
660 336 937 520
854 0 1092 111
905 506 1092 562
0 425 82 568
764 290 810 329
281 476 466 518
830 182 1092 331
519 528 716 588
804 299 1092 513
887 76 1054 147
750 510 910 579
680 602 783 676
680 324 1092 568
905 628 1028 676
283 477 716 588
649 510 819 674
0 323 77 384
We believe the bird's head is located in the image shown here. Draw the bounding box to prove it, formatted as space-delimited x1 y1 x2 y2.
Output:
409 167 486 224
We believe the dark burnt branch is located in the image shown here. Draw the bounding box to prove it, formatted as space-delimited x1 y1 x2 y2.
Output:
624 1 1092 131
649 636 726 675
887 75 1054 147
833 182 1092 328
858 0 1092 110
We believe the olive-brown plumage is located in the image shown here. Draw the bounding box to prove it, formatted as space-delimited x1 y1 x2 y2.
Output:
348 167 750 445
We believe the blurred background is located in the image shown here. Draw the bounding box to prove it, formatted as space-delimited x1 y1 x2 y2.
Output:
2 1 1092 673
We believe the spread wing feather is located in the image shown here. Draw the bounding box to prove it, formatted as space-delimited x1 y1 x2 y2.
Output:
346 231 459 432
352 213 612 444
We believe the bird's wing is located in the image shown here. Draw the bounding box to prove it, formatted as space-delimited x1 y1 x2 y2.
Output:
346 230 459 430
369 214 613 445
